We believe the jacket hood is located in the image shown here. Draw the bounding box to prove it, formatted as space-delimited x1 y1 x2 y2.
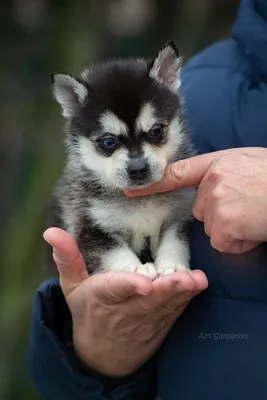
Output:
232 0 267 75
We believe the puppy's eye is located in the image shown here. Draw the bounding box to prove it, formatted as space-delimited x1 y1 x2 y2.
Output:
149 124 164 139
101 137 117 149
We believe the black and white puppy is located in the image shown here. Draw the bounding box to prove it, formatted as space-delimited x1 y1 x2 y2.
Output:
48 42 195 279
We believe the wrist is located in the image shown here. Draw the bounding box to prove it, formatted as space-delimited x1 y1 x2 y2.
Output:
73 325 138 378
63 321 141 389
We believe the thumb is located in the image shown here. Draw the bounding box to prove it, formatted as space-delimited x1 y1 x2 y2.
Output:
125 152 224 196
165 153 214 188
43 227 88 296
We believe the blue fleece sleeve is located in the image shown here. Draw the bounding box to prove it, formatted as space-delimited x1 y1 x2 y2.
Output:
180 41 238 154
180 38 254 154
181 37 267 153
230 74 267 148
28 279 157 400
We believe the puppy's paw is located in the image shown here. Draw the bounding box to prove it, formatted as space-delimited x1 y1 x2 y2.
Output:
136 263 158 281
156 264 191 276
125 263 157 280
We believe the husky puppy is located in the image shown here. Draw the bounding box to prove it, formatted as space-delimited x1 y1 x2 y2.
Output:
49 42 195 279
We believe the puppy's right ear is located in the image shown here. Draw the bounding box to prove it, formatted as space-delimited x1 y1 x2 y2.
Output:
148 41 182 93
51 73 88 118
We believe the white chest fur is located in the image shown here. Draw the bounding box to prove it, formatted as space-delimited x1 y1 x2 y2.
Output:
87 193 190 256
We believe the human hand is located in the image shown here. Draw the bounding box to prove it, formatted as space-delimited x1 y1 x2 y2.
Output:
43 227 208 377
125 147 267 254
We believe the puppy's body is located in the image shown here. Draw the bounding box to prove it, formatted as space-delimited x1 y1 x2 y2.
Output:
49 42 195 279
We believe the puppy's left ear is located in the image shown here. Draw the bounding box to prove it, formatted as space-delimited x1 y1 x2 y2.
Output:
148 41 182 93
51 73 88 118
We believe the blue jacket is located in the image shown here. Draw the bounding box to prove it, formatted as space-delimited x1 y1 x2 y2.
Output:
28 1 267 398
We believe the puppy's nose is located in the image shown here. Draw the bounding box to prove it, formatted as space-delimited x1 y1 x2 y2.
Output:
127 158 149 180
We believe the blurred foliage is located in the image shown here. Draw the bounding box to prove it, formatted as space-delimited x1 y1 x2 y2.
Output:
1 0 238 398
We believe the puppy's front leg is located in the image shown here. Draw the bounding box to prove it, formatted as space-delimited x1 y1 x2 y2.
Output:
155 225 191 276
77 222 157 279
102 244 158 280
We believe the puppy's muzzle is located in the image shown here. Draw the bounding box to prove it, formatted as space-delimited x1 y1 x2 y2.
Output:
127 158 150 181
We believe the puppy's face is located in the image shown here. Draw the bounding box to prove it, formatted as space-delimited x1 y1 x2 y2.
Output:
52 42 186 189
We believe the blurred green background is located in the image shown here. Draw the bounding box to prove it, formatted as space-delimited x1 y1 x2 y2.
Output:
1 0 238 398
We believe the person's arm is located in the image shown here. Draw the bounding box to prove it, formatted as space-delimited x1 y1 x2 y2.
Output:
28 279 158 400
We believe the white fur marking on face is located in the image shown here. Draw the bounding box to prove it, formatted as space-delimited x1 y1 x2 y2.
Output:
135 102 157 132
100 111 128 136
78 136 129 187
142 116 184 174
164 116 184 161
79 136 105 174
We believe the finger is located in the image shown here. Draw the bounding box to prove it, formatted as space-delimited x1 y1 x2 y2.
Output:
163 269 209 312
195 182 216 237
91 271 153 305
192 177 211 222
210 224 261 254
228 240 261 254
190 269 209 290
124 152 221 197
124 148 262 197
203 211 212 237
43 227 88 296
148 270 208 310
209 222 234 253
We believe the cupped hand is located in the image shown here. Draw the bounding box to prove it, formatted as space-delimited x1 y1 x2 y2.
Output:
44 227 208 377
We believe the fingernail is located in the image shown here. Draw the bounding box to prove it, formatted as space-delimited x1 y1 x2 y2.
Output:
135 286 151 295
43 236 62 262
124 190 136 197
137 290 150 296
43 233 53 246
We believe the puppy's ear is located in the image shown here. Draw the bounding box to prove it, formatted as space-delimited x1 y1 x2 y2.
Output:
51 73 88 118
148 41 182 93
